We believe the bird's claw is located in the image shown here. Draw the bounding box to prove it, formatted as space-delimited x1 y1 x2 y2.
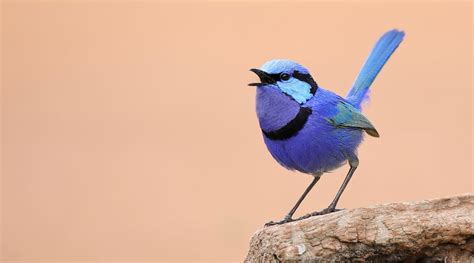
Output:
265 208 345 227
320 206 343 215
264 215 294 227
296 207 344 221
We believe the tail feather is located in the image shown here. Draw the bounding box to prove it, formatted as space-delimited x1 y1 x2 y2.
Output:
346 29 405 109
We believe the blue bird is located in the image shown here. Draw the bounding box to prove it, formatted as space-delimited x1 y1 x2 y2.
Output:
249 29 405 226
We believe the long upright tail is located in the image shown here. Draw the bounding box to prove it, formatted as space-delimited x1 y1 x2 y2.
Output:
346 29 405 109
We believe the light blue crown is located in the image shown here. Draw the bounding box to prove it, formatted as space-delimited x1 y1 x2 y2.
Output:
261 59 309 74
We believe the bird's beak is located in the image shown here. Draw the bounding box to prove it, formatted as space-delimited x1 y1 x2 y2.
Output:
248 68 276 86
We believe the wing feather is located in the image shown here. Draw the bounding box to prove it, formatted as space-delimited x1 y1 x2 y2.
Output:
326 101 379 137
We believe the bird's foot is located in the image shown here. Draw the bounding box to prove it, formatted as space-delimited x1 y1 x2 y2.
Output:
319 206 343 215
265 208 345 227
264 215 294 227
296 207 344 221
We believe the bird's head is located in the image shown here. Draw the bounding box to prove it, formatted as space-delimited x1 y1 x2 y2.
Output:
249 59 318 104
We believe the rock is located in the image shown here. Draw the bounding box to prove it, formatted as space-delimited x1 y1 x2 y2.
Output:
245 194 473 262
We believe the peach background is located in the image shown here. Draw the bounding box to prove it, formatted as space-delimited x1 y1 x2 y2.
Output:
1 1 472 262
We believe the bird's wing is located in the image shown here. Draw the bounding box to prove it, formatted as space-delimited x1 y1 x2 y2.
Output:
325 101 379 137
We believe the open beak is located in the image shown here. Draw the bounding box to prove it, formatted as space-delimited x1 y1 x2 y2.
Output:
248 68 276 86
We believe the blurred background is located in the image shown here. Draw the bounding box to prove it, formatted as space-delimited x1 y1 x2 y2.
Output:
1 1 472 262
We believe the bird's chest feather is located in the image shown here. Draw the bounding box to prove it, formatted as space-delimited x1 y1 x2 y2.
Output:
255 86 301 132
262 112 347 173
256 86 335 137
256 88 354 173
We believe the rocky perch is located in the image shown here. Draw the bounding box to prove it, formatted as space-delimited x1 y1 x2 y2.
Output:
245 194 473 262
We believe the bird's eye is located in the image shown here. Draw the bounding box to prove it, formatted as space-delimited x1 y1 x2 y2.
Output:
280 73 290 81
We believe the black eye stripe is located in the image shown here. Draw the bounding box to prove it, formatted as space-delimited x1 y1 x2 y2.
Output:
267 73 283 81
266 73 290 81
266 71 318 95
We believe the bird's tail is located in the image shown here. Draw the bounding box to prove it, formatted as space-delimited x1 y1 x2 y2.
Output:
346 29 405 109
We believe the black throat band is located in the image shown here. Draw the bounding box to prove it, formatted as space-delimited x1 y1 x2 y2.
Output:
262 107 312 141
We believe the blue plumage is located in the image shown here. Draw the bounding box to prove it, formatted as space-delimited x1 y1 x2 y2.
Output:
347 29 405 108
249 29 404 226
258 87 362 174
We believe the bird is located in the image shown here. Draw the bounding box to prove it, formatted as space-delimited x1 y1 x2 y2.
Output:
248 29 405 226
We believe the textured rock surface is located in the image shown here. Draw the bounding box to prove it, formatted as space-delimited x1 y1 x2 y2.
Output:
246 194 473 262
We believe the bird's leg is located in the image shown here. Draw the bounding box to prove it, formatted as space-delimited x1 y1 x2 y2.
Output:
296 159 359 220
265 175 321 227
323 158 359 214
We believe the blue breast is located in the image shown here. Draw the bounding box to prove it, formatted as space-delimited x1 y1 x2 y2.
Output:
257 88 363 174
